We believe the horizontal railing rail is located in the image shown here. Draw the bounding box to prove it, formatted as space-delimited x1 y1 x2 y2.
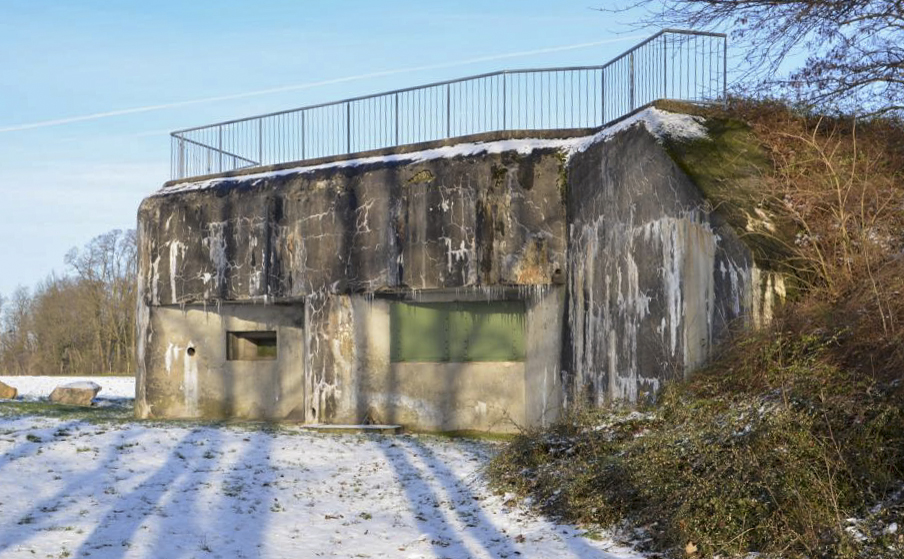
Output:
170 29 727 181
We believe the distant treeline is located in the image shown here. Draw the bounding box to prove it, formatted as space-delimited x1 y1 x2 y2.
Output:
0 229 136 376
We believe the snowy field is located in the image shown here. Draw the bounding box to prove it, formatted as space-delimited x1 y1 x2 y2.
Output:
0 375 135 402
0 377 643 559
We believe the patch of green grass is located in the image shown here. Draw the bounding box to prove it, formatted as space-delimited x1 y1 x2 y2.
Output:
221 481 244 498
0 400 133 423
414 429 516 443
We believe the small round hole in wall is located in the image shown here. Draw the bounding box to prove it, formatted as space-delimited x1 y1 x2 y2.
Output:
187 347 196 357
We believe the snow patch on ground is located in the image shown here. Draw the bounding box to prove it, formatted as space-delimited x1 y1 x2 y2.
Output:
0 376 645 558
57 381 102 391
565 107 708 155
159 108 708 196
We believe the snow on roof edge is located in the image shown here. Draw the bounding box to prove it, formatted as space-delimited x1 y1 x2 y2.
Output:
157 108 707 196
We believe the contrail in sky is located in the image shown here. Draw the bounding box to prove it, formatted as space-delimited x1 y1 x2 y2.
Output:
0 35 645 133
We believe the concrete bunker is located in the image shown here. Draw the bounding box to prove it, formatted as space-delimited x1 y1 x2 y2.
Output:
136 108 784 432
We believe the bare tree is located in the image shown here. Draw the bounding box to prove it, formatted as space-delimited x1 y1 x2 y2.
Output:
0 229 137 376
29 276 96 374
605 1 904 116
65 229 137 374
0 287 36 375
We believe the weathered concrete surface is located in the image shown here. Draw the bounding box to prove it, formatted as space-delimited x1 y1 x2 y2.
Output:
139 149 567 303
138 304 304 420
331 289 563 431
564 124 784 407
137 112 784 430
524 286 564 428
137 147 567 430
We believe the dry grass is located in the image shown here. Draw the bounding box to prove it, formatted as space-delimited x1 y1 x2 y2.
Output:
489 101 904 558
489 318 904 557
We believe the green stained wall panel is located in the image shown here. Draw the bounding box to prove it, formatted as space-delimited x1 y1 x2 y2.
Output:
390 301 525 363
448 302 526 361
390 302 449 362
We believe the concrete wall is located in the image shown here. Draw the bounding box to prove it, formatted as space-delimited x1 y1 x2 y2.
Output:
137 149 567 304
137 289 560 431
336 287 563 431
338 295 530 431
563 123 783 407
137 145 568 431
138 304 305 420
136 114 783 430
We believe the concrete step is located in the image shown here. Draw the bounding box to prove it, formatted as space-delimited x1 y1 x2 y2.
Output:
301 424 403 435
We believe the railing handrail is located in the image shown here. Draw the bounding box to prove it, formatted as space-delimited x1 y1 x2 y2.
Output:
170 29 728 179
175 135 259 165
171 29 724 136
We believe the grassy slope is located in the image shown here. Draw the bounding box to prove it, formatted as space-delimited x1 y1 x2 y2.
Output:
488 102 904 558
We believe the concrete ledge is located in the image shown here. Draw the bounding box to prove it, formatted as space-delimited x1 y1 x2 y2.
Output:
301 424 403 435
164 127 601 187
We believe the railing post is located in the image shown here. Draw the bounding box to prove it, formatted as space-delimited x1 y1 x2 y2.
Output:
601 69 606 125
663 34 668 100
218 126 223 172
722 36 728 108
394 93 399 145
502 73 507 130
178 138 185 179
258 120 263 165
301 111 306 160
446 84 451 138
346 102 352 154
629 52 635 111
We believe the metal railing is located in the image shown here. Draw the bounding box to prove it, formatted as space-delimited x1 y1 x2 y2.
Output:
170 29 726 181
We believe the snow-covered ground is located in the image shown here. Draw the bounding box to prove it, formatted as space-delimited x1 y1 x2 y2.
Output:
0 377 644 559
0 375 135 402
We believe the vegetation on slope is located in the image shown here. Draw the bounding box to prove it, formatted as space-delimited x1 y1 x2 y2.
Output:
489 101 904 558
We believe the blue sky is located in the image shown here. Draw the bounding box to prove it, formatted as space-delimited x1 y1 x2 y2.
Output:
0 0 661 297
